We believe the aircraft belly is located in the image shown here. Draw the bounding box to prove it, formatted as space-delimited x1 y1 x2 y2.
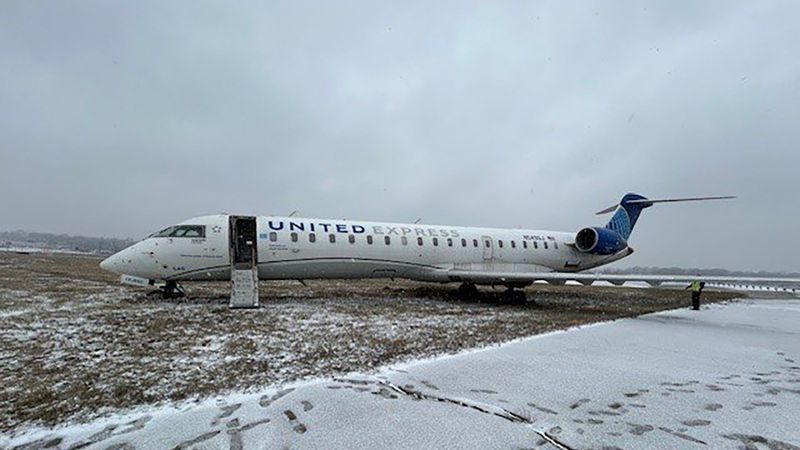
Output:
257 258 430 280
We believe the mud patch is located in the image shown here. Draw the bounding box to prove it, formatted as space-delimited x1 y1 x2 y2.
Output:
569 398 591 409
172 430 221 449
721 433 800 450
626 422 654 436
469 388 498 394
284 410 307 434
681 419 711 427
658 427 707 445
526 402 558 415
259 388 295 408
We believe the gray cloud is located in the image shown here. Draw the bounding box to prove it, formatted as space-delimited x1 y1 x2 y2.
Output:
1 0 798 271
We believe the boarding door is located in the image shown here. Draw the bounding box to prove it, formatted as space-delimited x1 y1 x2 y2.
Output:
481 235 493 261
229 216 259 308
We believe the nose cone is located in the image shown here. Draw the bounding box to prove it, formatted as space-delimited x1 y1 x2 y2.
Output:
100 252 122 274
99 242 158 279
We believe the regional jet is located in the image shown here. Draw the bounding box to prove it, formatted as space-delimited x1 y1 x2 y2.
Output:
99 193 800 303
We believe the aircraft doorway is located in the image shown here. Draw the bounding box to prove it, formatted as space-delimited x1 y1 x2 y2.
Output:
229 216 259 308
482 236 493 261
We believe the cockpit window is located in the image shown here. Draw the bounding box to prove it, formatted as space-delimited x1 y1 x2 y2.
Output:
153 225 205 238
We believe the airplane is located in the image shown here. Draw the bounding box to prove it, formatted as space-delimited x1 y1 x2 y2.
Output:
99 193 800 304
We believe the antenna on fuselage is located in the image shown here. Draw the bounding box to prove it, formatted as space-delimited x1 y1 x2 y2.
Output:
413 218 422 224
288 210 297 217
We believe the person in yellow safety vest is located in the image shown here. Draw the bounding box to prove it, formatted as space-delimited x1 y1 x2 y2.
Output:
685 280 704 310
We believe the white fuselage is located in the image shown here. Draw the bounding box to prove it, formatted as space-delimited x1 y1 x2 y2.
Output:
100 214 627 285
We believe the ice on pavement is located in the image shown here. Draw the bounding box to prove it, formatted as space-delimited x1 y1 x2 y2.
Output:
5 298 800 449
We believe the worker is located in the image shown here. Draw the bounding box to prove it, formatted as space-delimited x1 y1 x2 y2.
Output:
685 280 703 310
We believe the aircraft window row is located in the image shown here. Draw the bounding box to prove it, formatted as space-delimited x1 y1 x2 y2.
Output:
154 225 205 238
265 232 559 250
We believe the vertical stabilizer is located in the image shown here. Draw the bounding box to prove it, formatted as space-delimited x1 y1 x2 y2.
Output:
605 193 653 240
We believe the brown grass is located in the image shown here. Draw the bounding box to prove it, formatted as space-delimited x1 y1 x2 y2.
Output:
0 251 740 432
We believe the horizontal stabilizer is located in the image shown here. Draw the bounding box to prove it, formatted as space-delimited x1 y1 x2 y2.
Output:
596 195 735 215
627 195 736 205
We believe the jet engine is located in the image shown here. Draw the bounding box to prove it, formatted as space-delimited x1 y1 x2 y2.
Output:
574 227 627 255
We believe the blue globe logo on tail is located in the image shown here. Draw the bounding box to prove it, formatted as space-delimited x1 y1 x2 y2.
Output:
605 193 653 240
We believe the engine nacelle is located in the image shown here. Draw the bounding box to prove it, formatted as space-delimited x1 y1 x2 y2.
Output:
575 227 627 255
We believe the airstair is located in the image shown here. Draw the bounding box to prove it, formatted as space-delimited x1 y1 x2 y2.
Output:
229 216 259 308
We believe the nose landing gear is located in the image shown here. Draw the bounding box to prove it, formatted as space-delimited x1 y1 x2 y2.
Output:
147 280 185 299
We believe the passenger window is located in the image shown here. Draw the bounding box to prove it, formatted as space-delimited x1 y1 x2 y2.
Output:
447 238 453 247
461 238 467 247
329 234 336 243
523 241 528 249
384 236 391 245
534 241 538 249
553 241 559 249
433 237 439 246
544 242 549 249
367 235 373 245
498 240 504 248
269 232 277 242
401 236 408 246
291 232 298 242
309 233 316 243
417 237 424 246
348 235 355 244
485 240 491 247
473 239 478 247
511 240 516 249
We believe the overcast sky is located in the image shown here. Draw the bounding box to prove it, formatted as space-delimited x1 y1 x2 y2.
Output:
1 1 799 272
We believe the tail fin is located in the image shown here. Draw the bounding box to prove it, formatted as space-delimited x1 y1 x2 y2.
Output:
601 193 652 240
595 193 735 240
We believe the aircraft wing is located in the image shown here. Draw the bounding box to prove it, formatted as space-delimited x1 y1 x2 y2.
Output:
443 270 800 288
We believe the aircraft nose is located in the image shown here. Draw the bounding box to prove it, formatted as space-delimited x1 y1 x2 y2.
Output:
100 253 120 273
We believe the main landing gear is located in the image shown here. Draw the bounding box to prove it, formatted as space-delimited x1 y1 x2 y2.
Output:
456 282 529 304
457 282 480 300
148 280 185 299
502 287 527 305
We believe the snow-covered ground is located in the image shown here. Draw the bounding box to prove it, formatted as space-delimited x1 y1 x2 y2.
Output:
4 298 799 449
4 251 744 436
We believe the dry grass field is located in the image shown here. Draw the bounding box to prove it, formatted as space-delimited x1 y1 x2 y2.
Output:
0 251 739 433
